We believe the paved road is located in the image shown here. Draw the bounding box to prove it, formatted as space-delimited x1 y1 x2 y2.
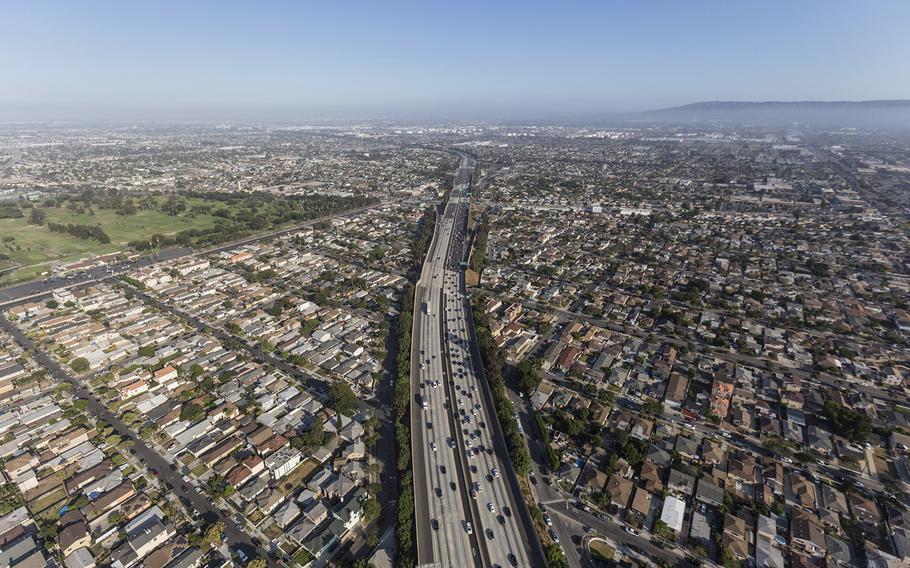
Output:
412 156 484 567
0 202 386 306
510 388 695 568
0 313 274 565
412 153 543 568
119 264 403 564
118 281 384 423
516 297 908 407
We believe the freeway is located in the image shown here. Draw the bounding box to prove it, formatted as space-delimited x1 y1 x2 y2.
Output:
412 153 542 568
0 313 274 565
412 157 483 567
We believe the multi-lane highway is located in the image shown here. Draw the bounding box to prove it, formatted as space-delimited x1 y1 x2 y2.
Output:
412 154 540 568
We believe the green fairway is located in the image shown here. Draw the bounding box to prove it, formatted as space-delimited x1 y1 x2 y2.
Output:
0 192 376 286
0 203 224 285
41 204 226 245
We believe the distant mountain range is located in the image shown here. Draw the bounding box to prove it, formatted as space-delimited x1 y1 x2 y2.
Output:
658 100 910 112
642 99 910 130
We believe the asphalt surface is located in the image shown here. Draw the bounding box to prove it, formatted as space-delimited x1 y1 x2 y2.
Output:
0 312 273 564
412 154 542 568
412 157 484 567
513 384 698 568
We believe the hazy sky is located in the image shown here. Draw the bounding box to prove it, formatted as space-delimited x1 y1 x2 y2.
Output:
1 0 908 121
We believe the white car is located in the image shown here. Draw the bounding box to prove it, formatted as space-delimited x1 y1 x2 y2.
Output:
431 442 437 452
488 502 496 513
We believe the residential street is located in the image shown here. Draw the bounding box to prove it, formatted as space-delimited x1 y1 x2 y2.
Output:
0 313 276 565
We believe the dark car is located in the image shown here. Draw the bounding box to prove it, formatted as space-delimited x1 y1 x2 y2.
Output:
432 519 439 530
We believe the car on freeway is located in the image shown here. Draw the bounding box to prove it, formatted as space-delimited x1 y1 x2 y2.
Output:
464 521 473 534
432 519 439 530
488 502 496 513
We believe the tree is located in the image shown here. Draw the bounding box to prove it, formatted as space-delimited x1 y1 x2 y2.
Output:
292 422 325 454
544 543 569 568
824 400 872 443
70 357 89 373
330 382 358 416
246 559 266 568
138 345 156 357
202 522 224 548
516 357 542 395
640 398 664 417
180 402 204 423
363 498 380 521
28 208 46 225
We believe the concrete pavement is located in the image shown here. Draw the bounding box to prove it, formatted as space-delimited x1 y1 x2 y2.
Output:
412 153 543 568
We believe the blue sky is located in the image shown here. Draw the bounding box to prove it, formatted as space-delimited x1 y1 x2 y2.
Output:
1 0 908 120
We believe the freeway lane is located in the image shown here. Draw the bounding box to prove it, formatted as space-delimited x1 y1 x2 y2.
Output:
412 162 483 567
412 152 543 568
0 313 274 565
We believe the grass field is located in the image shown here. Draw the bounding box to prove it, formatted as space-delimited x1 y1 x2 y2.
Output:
0 192 372 286
42 203 227 244
0 200 230 285
589 540 615 563
277 457 322 495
